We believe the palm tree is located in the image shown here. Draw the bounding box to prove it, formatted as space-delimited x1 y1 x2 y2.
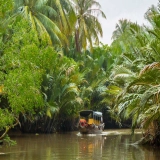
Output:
105 1 160 146
71 0 106 52
39 54 84 131
47 0 76 36
13 0 67 45
112 19 131 41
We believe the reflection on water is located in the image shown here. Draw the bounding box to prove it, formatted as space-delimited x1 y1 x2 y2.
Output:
0 129 160 160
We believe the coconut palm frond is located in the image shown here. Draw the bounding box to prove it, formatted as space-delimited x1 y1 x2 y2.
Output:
62 83 79 96
139 62 160 76
128 69 160 89
65 65 76 76
46 101 59 118
105 85 122 95
14 0 66 45
40 5 57 18
140 110 160 129
124 97 140 119
37 12 67 44
131 111 139 132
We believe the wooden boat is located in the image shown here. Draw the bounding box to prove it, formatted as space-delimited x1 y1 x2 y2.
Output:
78 110 105 134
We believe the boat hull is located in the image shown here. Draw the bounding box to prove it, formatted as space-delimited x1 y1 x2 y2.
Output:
78 123 105 134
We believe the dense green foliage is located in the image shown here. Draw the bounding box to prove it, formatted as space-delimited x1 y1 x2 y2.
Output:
104 1 160 146
1 0 160 147
0 0 107 144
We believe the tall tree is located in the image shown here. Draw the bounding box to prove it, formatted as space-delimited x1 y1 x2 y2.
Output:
72 0 106 52
112 19 131 41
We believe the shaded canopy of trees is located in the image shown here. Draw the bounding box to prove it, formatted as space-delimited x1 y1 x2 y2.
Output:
0 0 107 144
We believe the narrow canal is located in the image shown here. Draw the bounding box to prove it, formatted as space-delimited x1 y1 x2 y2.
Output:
0 129 160 160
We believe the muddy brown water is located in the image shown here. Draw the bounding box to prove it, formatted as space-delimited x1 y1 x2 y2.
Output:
0 129 160 160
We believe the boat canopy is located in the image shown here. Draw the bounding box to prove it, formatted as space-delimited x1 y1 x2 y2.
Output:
94 111 102 117
79 110 102 117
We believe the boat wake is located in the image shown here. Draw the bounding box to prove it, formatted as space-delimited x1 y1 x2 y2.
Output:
77 132 97 136
77 129 142 136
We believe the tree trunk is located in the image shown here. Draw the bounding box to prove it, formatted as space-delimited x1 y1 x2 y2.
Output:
75 29 81 53
142 121 160 146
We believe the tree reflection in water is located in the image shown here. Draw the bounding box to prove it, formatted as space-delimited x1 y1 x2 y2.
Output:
0 129 160 160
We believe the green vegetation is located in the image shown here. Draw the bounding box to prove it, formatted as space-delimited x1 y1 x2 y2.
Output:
0 0 107 144
105 2 160 146
1 0 160 147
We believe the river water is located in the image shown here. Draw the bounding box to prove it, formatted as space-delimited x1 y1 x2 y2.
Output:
0 129 160 160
